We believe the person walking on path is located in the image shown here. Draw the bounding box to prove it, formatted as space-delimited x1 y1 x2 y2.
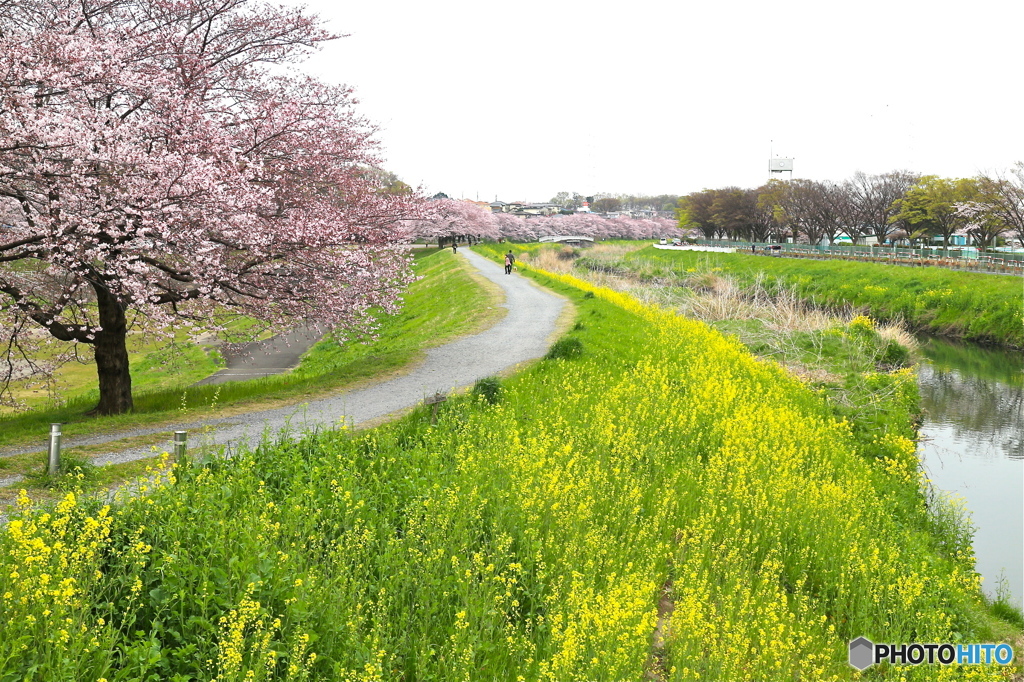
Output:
504 250 515 275
452 241 458 254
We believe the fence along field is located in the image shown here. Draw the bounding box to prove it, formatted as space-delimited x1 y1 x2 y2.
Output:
1 262 1019 681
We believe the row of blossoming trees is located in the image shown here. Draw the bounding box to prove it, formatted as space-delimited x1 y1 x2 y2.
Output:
0 0 423 415
405 199 682 245
679 167 1024 249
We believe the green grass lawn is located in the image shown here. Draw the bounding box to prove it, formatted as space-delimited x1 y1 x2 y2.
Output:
0 248 501 452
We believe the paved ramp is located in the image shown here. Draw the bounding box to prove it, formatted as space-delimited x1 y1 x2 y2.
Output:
195 325 324 385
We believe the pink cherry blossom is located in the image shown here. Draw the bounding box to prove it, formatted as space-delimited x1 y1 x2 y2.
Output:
0 0 421 414
405 199 499 246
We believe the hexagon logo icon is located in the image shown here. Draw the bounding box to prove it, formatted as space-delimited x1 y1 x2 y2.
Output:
849 637 875 670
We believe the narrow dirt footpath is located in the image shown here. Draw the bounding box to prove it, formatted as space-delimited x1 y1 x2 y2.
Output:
2 249 566 471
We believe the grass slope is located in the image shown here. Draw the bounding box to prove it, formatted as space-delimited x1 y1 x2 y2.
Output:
2 333 221 413
0 248 500 452
2 259 1018 681
606 247 1024 349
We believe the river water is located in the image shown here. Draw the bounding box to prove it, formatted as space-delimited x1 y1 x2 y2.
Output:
916 337 1023 608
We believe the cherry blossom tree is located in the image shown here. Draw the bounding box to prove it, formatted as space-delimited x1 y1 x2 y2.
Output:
488 213 680 243
556 213 606 238
405 199 499 246
526 216 560 240
643 218 680 239
493 213 535 242
953 202 1007 250
0 0 419 414
977 165 1024 247
606 217 637 240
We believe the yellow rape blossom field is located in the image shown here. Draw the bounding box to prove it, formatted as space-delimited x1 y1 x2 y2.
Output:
1 261 1019 681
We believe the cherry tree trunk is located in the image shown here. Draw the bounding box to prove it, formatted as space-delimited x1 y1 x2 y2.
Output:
91 287 134 415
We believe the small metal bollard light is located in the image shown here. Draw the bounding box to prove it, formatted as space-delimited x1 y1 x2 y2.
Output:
173 431 188 460
47 423 62 476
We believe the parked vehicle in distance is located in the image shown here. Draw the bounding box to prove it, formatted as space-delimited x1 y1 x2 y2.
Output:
659 238 667 245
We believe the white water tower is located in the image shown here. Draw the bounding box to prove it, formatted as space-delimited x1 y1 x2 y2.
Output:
769 157 794 179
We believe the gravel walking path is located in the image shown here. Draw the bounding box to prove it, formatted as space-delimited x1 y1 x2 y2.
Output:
1 249 566 474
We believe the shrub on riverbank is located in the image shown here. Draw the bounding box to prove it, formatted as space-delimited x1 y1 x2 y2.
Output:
609 247 1024 349
1 265 1018 680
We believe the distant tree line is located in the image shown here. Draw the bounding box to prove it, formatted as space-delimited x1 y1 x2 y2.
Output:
550 192 680 214
678 166 1024 249
406 200 681 244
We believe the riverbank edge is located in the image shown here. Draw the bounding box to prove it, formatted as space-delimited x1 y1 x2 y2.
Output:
604 247 1024 351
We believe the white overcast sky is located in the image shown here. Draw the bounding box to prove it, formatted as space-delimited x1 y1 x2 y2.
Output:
291 0 1023 202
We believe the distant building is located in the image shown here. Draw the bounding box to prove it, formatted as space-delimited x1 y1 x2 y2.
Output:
489 200 562 216
514 203 561 217
931 232 970 246
832 231 880 246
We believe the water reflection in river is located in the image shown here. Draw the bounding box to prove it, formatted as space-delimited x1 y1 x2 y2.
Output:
916 337 1023 608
